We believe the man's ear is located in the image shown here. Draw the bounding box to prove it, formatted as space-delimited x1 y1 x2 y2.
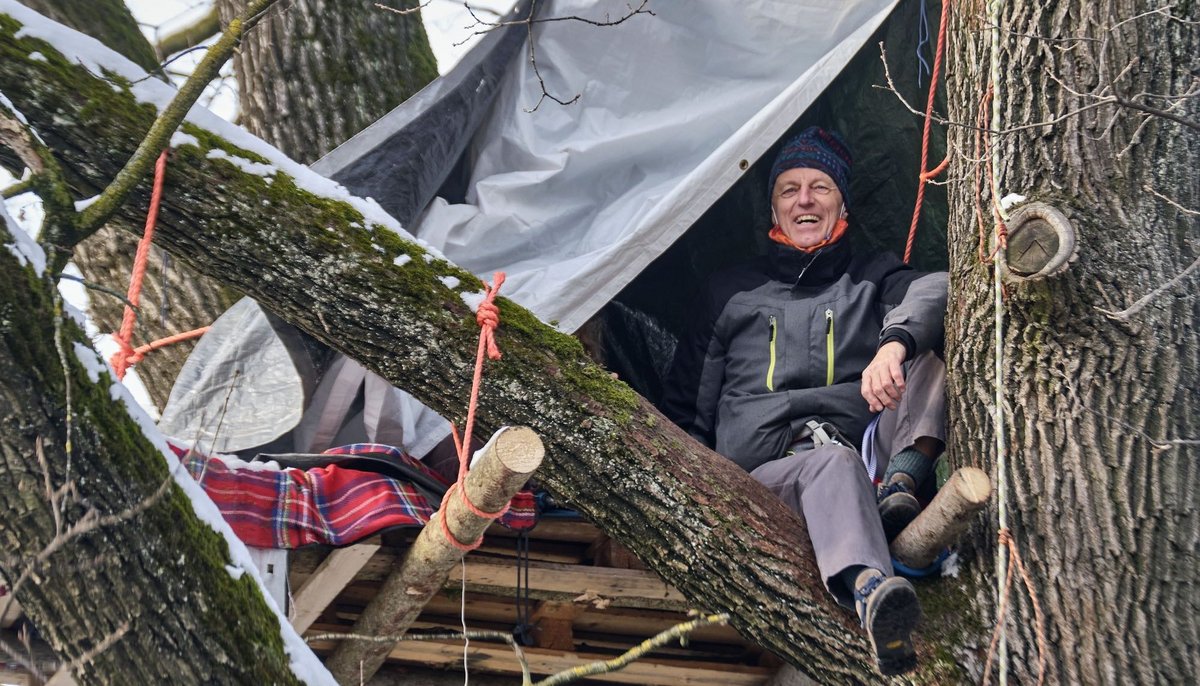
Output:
840 203 848 218
771 209 778 225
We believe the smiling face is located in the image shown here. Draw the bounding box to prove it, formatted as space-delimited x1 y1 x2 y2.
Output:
770 168 844 249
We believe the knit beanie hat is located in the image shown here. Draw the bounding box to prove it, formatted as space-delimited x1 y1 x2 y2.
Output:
768 126 853 206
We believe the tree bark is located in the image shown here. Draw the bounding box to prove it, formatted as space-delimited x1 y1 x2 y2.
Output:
215 0 438 165
0 17 911 683
15 0 238 410
945 1 1200 683
0 228 315 684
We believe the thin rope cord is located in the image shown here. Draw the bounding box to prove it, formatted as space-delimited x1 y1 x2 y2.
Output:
903 0 952 263
111 149 169 379
461 557 470 686
987 1 1011 682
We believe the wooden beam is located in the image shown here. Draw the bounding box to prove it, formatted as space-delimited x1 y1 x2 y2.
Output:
309 637 772 686
326 427 544 685
290 539 381 633
443 557 689 610
890 467 992 569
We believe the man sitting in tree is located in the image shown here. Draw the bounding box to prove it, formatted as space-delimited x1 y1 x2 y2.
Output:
663 126 948 674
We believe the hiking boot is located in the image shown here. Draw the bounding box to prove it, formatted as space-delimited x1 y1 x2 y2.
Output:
854 571 921 676
878 474 920 542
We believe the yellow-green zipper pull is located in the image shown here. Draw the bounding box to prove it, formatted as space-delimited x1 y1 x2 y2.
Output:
767 315 778 391
825 308 834 386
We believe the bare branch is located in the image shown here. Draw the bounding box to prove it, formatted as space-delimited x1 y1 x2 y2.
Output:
53 621 131 682
1 175 33 198
1143 184 1200 217
1096 253 1200 323
154 7 220 59
533 613 730 686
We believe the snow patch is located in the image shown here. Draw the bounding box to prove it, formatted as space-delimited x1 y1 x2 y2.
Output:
460 290 486 313
27 50 45 61
207 148 277 178
72 342 108 384
439 275 461 290
393 253 412 267
940 551 961 578
170 131 200 149
2 202 45 275
1000 193 1027 211
74 195 100 212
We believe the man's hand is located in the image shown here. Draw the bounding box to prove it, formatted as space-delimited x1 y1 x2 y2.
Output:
861 341 908 413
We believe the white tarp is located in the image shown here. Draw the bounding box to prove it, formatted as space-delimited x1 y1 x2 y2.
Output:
413 0 898 332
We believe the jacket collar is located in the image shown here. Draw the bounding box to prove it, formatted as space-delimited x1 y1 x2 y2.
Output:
767 237 853 287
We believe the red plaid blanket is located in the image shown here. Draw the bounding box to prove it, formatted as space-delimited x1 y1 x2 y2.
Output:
174 443 537 549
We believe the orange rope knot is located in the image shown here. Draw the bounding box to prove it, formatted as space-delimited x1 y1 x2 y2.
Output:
437 272 508 552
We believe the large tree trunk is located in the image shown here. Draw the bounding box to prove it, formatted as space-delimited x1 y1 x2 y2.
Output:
945 1 1200 683
0 224 318 684
0 14 919 683
215 0 438 165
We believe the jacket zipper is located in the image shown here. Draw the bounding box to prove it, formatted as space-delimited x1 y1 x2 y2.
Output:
825 308 835 386
766 315 778 391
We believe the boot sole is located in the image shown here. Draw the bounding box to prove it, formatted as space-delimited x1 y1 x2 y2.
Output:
866 577 921 675
879 492 920 542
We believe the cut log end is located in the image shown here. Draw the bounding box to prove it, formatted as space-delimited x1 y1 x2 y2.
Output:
492 425 545 474
891 468 993 569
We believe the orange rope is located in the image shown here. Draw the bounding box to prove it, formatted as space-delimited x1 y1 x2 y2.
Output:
904 0 953 264
110 149 169 379
126 326 211 366
982 529 1048 686
437 273 509 552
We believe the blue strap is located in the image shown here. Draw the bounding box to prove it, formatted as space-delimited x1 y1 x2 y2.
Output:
892 549 951 578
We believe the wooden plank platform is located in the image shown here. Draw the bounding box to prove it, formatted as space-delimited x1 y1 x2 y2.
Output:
291 516 772 685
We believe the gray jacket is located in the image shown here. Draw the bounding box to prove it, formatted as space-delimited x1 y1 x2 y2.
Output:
662 239 947 471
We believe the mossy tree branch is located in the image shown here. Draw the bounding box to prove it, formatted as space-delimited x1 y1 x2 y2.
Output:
154 7 220 60
74 0 282 241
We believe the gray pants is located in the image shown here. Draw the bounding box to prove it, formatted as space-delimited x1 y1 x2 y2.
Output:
749 352 946 607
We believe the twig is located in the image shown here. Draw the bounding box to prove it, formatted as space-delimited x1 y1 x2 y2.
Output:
76 0 285 239
1096 253 1200 323
55 621 131 681
533 613 731 686
1143 184 1200 217
54 273 140 312
1 176 33 198
373 0 434 16
523 1 580 112
0 632 46 684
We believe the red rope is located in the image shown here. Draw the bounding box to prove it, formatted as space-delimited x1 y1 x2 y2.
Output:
904 0 952 264
437 273 508 552
110 149 169 379
126 326 211 366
